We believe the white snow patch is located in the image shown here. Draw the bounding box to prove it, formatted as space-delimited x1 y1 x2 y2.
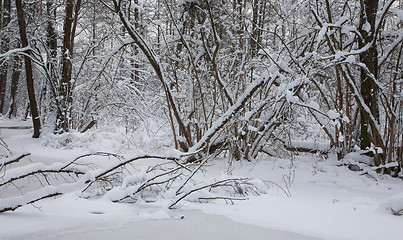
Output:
378 192 403 216
327 110 339 120
362 21 371 33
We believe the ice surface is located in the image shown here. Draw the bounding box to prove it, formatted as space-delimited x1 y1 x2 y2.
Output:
1 210 320 240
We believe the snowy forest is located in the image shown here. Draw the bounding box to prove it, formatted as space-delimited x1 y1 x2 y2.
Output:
0 0 402 239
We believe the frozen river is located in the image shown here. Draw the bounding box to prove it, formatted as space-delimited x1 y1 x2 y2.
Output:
5 210 320 240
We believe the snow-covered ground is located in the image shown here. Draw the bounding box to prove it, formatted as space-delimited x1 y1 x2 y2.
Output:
1 119 402 240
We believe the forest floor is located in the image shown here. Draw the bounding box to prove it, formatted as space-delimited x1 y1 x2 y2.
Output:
0 119 402 240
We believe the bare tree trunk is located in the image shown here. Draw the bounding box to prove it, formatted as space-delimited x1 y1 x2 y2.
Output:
133 0 140 83
0 0 3 29
46 0 57 76
57 0 74 132
359 0 382 165
128 0 140 83
16 0 41 138
7 53 21 118
42 0 58 125
70 0 81 52
0 51 8 114
0 0 11 113
251 0 258 57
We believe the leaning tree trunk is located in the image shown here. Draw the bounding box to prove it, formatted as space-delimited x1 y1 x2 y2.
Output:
16 0 41 138
113 0 192 150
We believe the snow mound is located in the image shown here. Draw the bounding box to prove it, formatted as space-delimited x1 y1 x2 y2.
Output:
40 130 135 152
344 151 374 165
40 126 173 153
163 149 184 159
378 192 403 216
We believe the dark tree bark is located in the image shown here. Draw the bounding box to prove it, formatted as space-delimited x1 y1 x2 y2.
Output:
46 0 57 74
0 0 3 29
0 0 11 113
16 0 41 138
70 0 82 52
56 0 81 133
133 0 140 83
359 0 384 165
359 0 378 145
42 0 58 124
7 54 21 118
57 0 74 132
251 0 260 57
